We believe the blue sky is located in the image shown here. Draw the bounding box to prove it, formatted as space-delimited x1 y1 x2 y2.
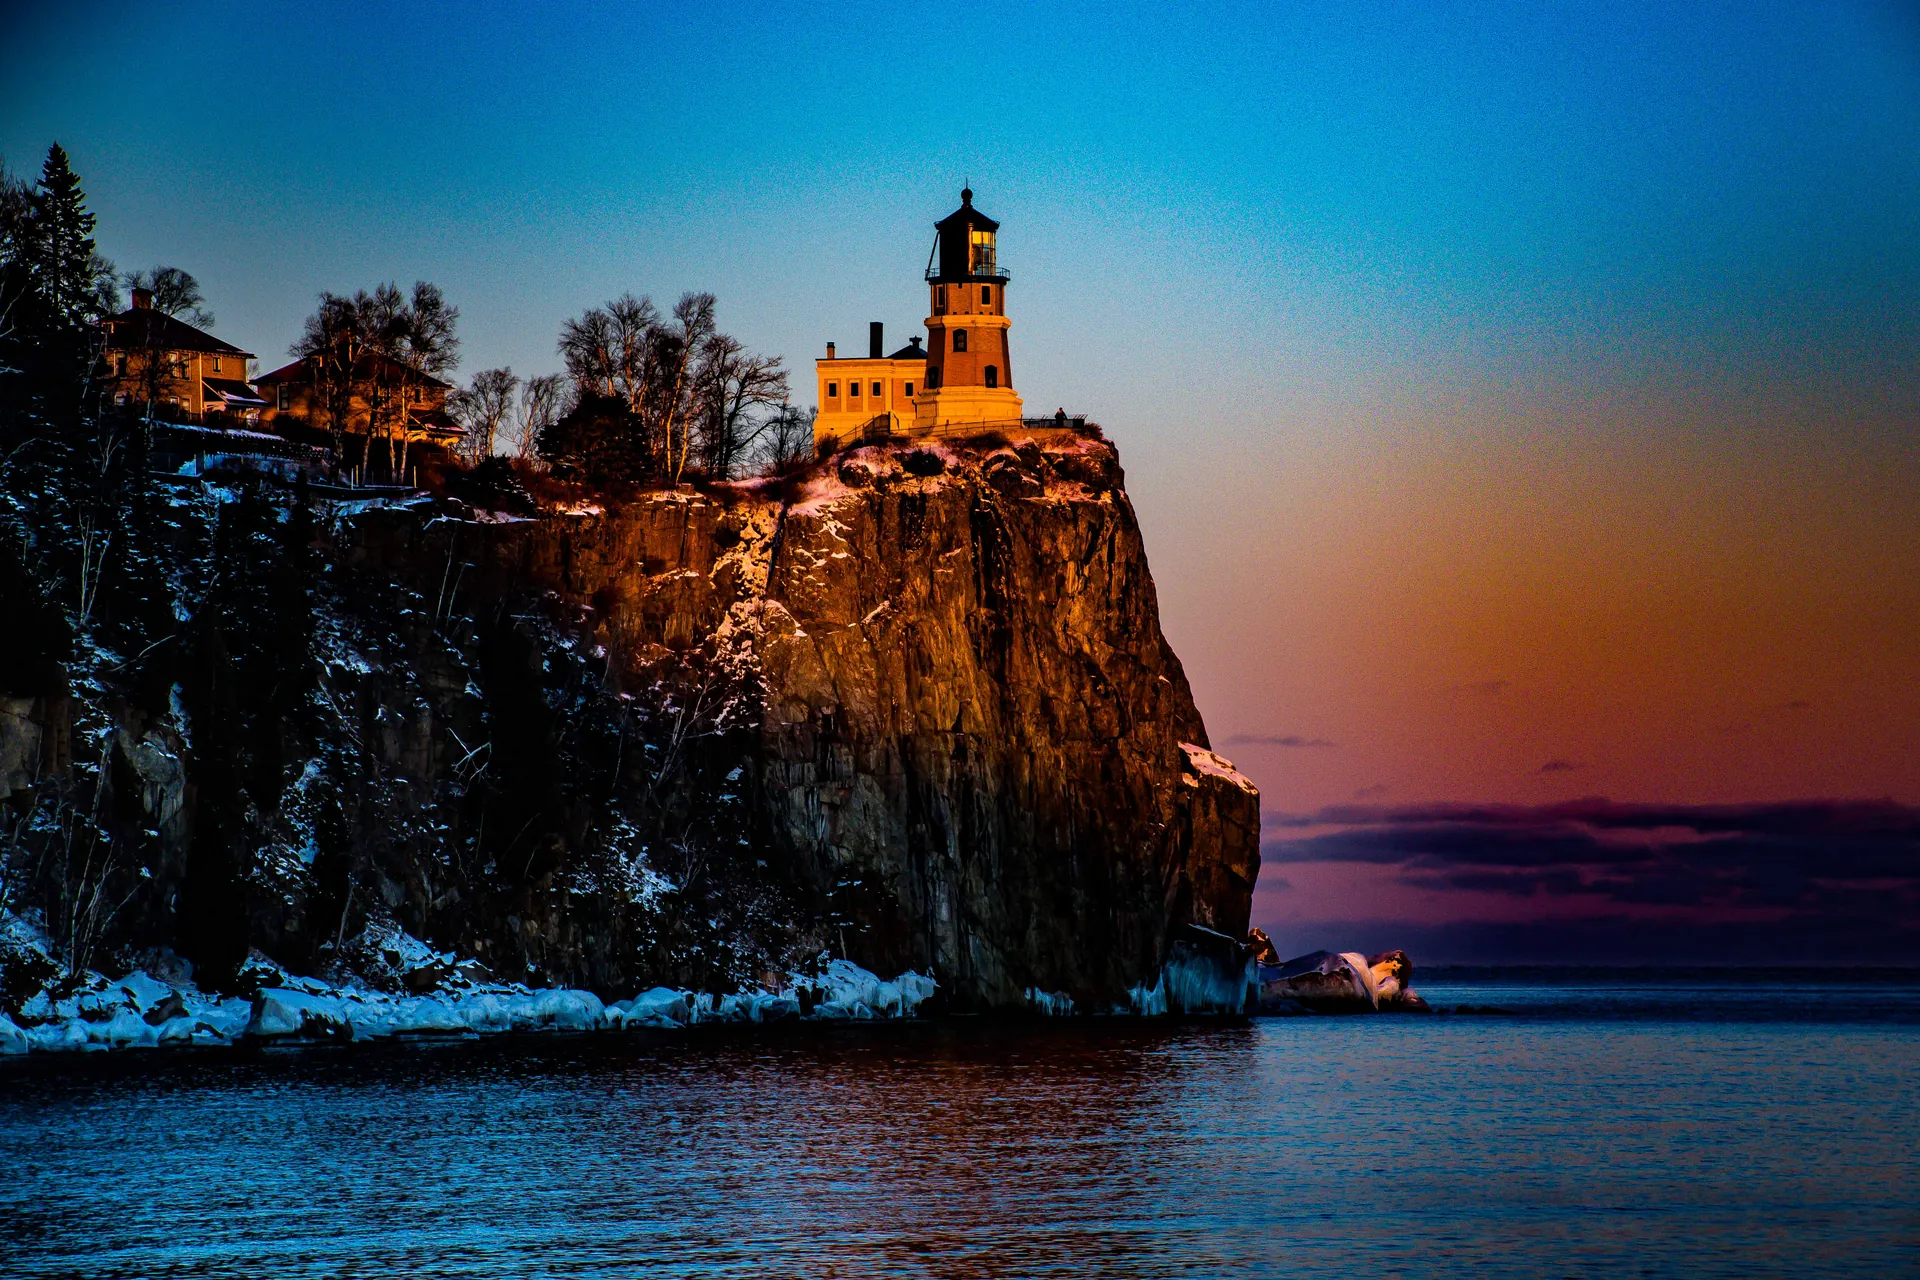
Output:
8 1 1916 411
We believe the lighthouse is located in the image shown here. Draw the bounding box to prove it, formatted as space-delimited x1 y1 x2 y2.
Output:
813 188 1026 452
915 188 1023 430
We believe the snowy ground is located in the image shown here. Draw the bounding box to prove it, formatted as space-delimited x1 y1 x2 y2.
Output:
0 913 938 1057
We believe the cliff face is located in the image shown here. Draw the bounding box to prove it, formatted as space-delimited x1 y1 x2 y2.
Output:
2 434 1258 1012
751 439 1258 1006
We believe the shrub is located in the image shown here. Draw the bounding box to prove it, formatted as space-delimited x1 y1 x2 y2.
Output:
901 449 945 477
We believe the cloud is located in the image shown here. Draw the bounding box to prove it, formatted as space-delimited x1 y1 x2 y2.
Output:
1537 758 1579 773
1224 733 1337 748
1261 798 1920 942
1353 783 1390 800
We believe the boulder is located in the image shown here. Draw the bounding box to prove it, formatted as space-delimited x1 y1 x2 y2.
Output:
1255 946 1430 1014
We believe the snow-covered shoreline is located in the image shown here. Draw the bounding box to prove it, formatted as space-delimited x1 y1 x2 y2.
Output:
0 909 939 1057
0 957 938 1057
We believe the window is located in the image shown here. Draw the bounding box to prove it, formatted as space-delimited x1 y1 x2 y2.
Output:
827 381 838 397
985 365 998 388
213 356 222 373
935 285 947 314
115 356 127 376
926 368 940 389
952 329 968 353
970 227 995 274
981 286 991 305
278 385 291 411
871 381 882 397
850 381 861 399
903 382 914 397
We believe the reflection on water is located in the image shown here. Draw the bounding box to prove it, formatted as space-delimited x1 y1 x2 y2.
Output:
4 983 1919 1277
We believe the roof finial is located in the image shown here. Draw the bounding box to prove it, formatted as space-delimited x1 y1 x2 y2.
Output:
961 181 972 205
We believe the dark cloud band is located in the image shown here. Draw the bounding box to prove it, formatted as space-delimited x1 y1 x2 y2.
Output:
1263 798 1920 920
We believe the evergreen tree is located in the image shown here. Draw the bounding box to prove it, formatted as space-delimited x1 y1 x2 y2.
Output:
31 143 112 330
537 392 649 485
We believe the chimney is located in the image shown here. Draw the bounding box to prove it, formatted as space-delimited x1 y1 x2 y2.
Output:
870 322 884 359
826 342 836 359
132 287 153 310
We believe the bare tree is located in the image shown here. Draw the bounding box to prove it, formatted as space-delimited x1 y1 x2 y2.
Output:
559 293 659 418
293 281 458 479
755 403 817 474
662 291 715 484
551 289 782 485
384 282 459 476
292 290 378 466
691 333 788 479
507 373 565 461
129 312 176 423
558 306 619 401
448 367 518 462
0 163 32 347
606 293 658 412
122 265 213 327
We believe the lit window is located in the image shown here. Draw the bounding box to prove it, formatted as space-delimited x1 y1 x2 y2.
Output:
952 330 968 353
985 365 998 388
827 382 838 397
871 381 882 397
981 287 991 305
904 382 914 397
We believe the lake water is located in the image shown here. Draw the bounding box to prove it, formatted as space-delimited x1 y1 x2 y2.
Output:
5 972 1919 1277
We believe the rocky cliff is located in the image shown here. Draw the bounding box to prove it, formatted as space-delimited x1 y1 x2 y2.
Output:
0 433 1259 1013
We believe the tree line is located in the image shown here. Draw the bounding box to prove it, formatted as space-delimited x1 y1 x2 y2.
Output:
450 290 812 484
2 140 813 491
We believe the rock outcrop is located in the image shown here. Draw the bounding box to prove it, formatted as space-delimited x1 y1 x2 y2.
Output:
1 433 1259 1013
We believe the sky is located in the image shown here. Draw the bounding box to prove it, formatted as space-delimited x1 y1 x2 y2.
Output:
5 0 1916 961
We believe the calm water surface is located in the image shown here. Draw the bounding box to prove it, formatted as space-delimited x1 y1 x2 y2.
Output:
5 974 1919 1277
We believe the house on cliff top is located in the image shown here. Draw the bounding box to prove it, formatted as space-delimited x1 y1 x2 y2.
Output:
816 188 1033 452
99 288 266 421
253 352 463 454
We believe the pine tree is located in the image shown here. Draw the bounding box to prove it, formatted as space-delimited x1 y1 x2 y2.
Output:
32 143 105 330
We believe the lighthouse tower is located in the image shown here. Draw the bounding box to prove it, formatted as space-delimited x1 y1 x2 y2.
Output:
914 188 1023 430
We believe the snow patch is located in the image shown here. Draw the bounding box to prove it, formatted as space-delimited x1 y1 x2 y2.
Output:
1179 742 1259 795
